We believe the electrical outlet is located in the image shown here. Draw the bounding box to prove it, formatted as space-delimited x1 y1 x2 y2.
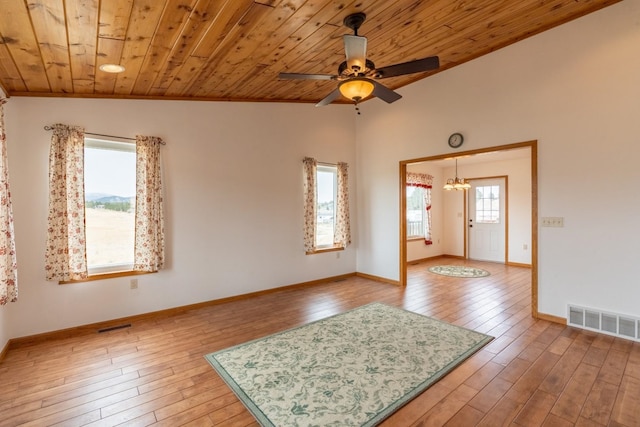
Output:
336 252 340 259
523 244 528 250
541 217 564 227
130 279 138 290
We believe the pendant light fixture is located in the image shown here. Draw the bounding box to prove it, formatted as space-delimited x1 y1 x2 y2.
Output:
443 158 471 190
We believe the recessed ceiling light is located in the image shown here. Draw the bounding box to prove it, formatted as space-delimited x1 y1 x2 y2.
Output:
99 64 125 73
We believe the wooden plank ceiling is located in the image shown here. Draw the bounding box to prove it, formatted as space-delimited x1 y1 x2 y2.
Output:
0 0 620 104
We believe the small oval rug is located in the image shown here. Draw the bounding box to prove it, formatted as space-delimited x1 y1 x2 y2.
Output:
428 265 490 278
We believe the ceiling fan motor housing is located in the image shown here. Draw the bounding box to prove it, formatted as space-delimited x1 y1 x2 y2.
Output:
278 10 439 107
338 59 376 78
343 12 366 35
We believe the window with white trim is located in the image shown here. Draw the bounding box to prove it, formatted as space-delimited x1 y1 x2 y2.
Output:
406 186 425 238
475 185 500 223
84 138 136 274
316 164 337 248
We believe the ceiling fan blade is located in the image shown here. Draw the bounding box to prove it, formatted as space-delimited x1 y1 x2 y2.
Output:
315 88 342 107
278 72 336 80
374 56 440 79
371 81 402 104
343 35 367 73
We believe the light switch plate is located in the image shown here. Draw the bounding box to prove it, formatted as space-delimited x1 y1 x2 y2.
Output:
541 217 564 227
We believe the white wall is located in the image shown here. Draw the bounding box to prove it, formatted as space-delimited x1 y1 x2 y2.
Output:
356 0 640 318
3 98 356 339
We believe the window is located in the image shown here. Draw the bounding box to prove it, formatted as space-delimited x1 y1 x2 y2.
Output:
475 185 500 223
45 124 164 282
405 172 433 245
316 165 337 248
302 157 350 253
84 138 136 274
406 186 425 238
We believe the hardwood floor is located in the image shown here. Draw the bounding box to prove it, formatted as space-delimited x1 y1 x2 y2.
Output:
1 258 639 426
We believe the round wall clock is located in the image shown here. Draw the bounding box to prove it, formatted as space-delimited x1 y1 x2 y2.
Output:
448 133 464 148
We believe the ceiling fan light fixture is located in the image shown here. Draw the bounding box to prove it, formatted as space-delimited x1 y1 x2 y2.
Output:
279 11 439 107
339 78 374 102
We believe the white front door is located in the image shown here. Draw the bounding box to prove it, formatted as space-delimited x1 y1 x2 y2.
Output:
468 178 506 262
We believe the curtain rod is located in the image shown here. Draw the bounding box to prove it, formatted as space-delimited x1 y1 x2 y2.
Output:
43 126 166 145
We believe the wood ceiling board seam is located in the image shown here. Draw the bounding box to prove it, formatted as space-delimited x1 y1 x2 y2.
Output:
0 0 51 92
164 0 255 97
362 0 511 65
209 0 332 98
0 43 27 93
71 79 97 94
230 25 339 100
94 0 132 94
147 0 235 94
98 0 134 40
112 0 167 95
131 0 201 95
280 0 398 71
190 0 259 58
195 0 311 98
65 0 99 92
94 38 125 94
182 2 274 98
417 0 621 75
352 0 458 49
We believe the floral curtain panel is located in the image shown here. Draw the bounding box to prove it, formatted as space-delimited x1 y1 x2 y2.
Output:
406 172 434 245
335 162 351 248
0 100 17 305
302 157 317 253
134 136 165 272
45 124 88 281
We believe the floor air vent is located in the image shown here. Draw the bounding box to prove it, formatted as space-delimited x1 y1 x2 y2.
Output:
98 323 132 333
568 305 639 342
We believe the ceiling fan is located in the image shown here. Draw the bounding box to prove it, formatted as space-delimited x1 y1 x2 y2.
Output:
278 12 440 107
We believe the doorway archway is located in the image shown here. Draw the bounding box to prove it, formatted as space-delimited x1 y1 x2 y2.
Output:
399 140 538 318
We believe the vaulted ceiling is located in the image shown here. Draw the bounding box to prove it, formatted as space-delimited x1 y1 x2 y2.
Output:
0 0 620 104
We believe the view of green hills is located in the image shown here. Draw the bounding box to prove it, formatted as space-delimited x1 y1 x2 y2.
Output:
86 193 134 212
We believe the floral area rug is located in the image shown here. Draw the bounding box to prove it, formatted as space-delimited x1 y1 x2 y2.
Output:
428 265 490 278
205 302 492 426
